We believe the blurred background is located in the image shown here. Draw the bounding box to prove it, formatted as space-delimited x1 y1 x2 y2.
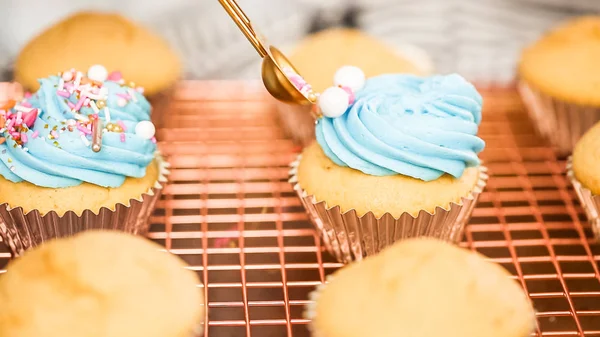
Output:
0 0 599 84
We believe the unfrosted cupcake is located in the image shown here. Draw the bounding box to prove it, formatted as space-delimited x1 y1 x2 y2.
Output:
567 121 600 237
518 16 600 155
0 231 204 337
15 11 181 127
0 65 167 256
305 238 536 337
278 28 433 146
290 73 487 262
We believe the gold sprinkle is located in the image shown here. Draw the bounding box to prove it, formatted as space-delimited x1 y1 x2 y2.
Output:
52 125 58 131
7 158 11 163
96 100 106 109
53 141 59 147
44 124 49 129
128 81 136 88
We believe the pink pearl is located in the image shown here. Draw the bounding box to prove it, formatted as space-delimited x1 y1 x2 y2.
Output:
341 86 355 104
289 75 307 90
107 71 123 81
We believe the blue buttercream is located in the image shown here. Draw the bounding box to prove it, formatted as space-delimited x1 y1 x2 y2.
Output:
315 74 485 181
0 75 156 188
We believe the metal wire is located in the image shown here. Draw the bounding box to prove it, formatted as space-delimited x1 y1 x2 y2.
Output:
1 81 600 336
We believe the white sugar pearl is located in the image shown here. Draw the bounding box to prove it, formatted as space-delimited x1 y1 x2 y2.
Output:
318 87 350 118
117 98 128 107
61 71 73 81
135 121 156 140
334 66 366 92
87 64 108 83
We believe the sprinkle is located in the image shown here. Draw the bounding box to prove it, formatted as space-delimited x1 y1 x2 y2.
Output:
73 71 82 89
21 101 32 108
21 133 28 143
128 89 138 102
9 166 14 172
67 101 76 109
44 124 48 129
73 95 87 111
64 82 74 92
14 105 33 113
116 121 127 132
82 91 106 100
84 98 91 107
58 78 64 91
32 131 39 139
6 119 14 131
7 158 11 163
22 109 38 128
117 98 127 107
24 92 32 99
0 137 5 144
104 107 111 123
91 115 102 152
116 92 131 100
10 132 19 138
23 147 28 152
53 141 60 148
80 133 90 146
151 136 157 144
120 133 126 142
50 130 59 139
57 90 70 98
90 100 100 114
72 113 89 123
76 124 90 135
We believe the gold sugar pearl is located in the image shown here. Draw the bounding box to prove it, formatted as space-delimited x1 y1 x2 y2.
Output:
128 81 136 88
96 100 106 109
105 123 115 132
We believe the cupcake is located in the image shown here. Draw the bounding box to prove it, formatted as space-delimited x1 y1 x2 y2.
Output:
518 16 600 155
305 238 537 337
0 65 167 256
278 28 433 146
567 121 600 237
0 231 205 337
15 11 181 128
289 73 487 262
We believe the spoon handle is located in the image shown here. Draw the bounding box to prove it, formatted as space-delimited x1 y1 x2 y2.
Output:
218 0 267 58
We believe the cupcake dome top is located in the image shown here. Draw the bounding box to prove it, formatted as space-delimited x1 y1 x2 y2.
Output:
519 16 600 106
316 73 485 181
0 231 204 337
15 11 181 96
0 66 157 188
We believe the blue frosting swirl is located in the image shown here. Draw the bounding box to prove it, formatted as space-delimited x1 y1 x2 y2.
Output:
316 74 485 181
0 75 156 188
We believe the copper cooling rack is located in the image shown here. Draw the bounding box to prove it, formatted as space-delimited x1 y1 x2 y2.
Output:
1 81 600 336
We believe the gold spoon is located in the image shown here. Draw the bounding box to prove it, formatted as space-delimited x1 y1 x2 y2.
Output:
218 0 317 105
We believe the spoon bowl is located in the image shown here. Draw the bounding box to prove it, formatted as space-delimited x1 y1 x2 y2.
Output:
262 46 315 105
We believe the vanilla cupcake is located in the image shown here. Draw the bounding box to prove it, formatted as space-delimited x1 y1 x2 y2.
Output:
278 28 432 146
15 11 181 127
0 231 204 337
306 238 536 337
0 66 167 256
567 121 600 237
518 16 600 155
290 73 487 262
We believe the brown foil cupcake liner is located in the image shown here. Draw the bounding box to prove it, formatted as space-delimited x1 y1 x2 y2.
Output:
0 153 170 257
289 156 488 263
276 45 434 147
518 81 600 156
567 157 600 238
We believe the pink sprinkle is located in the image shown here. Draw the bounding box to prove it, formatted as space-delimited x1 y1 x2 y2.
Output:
32 131 39 139
6 119 14 131
151 136 157 144
116 92 131 100
341 86 355 104
21 101 32 108
50 130 59 139
73 95 87 111
22 109 38 128
15 118 22 126
57 90 70 98
21 133 28 143
77 124 91 135
64 82 74 91
117 121 127 132
84 98 91 106
120 133 126 142
24 92 32 99
10 132 19 138
289 74 307 90
107 71 122 81
67 101 76 109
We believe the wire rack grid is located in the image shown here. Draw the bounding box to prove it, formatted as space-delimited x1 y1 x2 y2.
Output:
0 81 599 337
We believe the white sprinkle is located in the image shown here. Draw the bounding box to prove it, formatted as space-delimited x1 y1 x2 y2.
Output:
80 133 90 146
16 111 22 120
23 147 28 152
9 166 15 172
58 78 64 91
104 107 111 123
0 128 5 133
72 113 89 123
90 100 99 114
73 71 82 89
14 106 32 113
82 91 106 101
128 89 138 102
